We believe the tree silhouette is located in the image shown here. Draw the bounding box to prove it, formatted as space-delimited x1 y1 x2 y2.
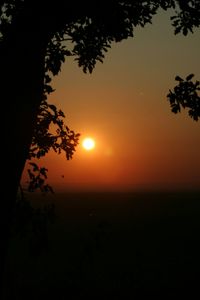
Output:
0 0 200 293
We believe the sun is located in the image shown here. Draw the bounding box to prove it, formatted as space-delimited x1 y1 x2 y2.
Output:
82 137 95 151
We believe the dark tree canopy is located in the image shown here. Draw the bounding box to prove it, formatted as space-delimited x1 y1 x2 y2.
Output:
1 1 199 127
1 1 200 74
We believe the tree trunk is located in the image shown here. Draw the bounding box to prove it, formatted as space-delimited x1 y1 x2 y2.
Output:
0 10 48 297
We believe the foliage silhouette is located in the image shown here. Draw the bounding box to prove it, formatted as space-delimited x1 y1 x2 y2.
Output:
0 0 200 295
26 98 80 193
168 74 200 121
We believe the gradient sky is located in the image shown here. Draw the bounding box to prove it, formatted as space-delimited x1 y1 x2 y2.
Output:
22 9 200 192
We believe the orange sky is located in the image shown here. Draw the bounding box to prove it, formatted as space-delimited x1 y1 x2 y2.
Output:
22 10 200 192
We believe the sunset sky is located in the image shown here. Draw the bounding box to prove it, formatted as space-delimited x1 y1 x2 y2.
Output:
23 9 200 192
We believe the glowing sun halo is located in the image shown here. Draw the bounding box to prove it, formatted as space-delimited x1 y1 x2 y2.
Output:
82 137 95 151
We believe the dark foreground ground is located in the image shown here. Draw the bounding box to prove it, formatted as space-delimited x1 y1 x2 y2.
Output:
3 191 200 299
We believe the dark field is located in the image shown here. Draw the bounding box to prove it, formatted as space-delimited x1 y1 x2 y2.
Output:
4 191 200 299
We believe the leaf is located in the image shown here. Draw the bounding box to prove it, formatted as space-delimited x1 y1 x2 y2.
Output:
175 75 183 82
49 104 57 112
186 74 194 81
174 27 181 35
40 167 48 178
183 27 188 36
29 162 39 172
44 75 51 84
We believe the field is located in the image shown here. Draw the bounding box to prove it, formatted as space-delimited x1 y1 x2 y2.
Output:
3 191 200 299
